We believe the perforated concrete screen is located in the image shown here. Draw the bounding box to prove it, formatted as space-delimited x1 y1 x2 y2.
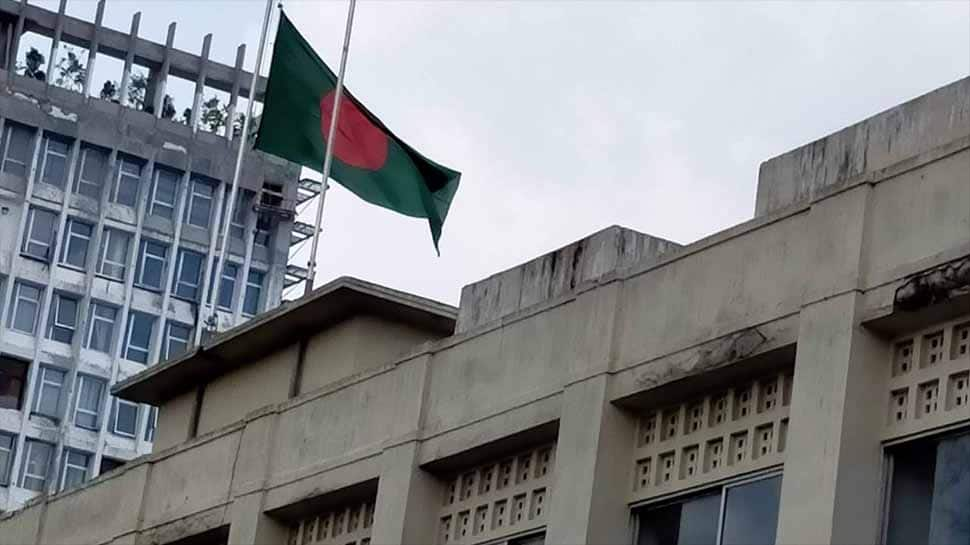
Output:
438 443 555 545
288 499 375 545
631 370 792 503
885 316 970 441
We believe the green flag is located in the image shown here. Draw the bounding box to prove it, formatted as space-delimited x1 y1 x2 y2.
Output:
255 12 460 253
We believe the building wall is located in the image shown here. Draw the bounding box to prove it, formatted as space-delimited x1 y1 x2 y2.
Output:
0 0 302 512
0 79 966 545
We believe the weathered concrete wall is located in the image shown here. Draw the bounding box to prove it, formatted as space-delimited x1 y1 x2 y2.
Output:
156 388 198 453
455 225 681 333
756 77 969 216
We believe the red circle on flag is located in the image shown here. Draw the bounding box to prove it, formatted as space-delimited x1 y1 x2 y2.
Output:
319 91 389 170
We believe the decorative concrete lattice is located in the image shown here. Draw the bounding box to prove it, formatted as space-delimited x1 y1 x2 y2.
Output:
439 443 555 545
630 370 792 503
289 500 375 545
884 316 970 441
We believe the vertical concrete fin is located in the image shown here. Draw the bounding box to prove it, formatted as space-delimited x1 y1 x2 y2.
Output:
81 0 106 99
226 44 246 143
189 33 213 132
45 0 67 85
118 12 141 107
151 21 177 117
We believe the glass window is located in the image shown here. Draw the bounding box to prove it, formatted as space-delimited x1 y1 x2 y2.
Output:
185 177 215 228
47 293 80 344
1 123 33 177
112 398 138 437
145 406 158 442
20 439 53 492
73 375 105 430
10 282 43 334
886 432 970 545
40 136 71 188
243 270 265 315
74 146 108 200
209 262 238 310
60 218 93 269
21 207 58 261
0 432 14 486
135 239 169 291
98 228 131 281
254 214 272 247
164 322 192 361
124 311 155 364
113 157 142 207
33 366 66 420
86 302 117 354
221 190 248 239
0 356 28 410
60 449 90 491
149 169 180 220
174 249 204 301
636 474 782 545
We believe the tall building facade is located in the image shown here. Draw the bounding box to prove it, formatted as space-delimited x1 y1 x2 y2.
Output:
0 1 307 511
0 77 965 544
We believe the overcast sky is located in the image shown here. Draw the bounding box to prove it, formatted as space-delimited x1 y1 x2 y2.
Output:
27 0 970 305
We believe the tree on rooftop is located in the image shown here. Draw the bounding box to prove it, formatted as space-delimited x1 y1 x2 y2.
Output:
54 46 86 92
199 96 227 133
127 73 148 110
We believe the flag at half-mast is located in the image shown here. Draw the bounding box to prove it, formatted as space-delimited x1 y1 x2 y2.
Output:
254 12 460 252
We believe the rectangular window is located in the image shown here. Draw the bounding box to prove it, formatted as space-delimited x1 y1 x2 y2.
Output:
40 135 71 188
124 311 155 364
164 322 192 361
86 302 117 354
112 157 142 207
59 449 90 491
886 432 970 545
60 218 93 269
243 270 265 316
1 123 33 177
47 293 80 344
98 228 131 281
0 433 14 486
221 190 248 239
20 440 53 492
73 375 105 430
33 366 66 420
209 262 239 310
174 249 205 301
74 146 108 200
21 207 58 261
0 356 28 410
112 398 139 437
9 282 43 334
149 169 180 220
185 177 215 228
99 457 123 475
636 473 782 545
254 214 272 247
145 406 158 442
135 239 169 291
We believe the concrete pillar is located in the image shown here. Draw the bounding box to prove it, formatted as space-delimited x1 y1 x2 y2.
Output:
775 292 889 545
370 442 441 544
226 492 288 545
544 374 637 545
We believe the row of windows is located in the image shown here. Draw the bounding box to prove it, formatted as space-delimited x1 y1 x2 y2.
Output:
0 425 149 493
19 206 266 310
1 124 262 239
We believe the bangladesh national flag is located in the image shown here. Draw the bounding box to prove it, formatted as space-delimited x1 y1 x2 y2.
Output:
255 12 460 252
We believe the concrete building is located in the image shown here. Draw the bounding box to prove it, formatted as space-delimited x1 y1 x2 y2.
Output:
0 73 967 545
0 1 309 511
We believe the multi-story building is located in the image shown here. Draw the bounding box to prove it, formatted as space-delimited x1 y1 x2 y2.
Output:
0 1 307 511
0 76 965 544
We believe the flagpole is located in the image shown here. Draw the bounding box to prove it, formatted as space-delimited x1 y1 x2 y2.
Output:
201 0 275 342
304 0 357 296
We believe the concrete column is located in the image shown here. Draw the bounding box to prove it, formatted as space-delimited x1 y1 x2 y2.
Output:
775 292 889 545
226 492 288 545
544 374 637 545
370 441 441 545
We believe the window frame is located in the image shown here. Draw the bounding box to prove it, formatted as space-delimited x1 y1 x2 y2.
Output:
20 439 53 492
72 374 106 431
135 238 169 291
39 134 71 189
243 269 265 316
145 406 159 443
59 449 91 491
86 302 118 354
98 228 131 281
173 248 205 301
633 469 783 545
111 398 139 438
0 432 15 486
1 123 34 176
47 292 80 344
32 366 66 421
60 217 93 270
185 177 215 228
112 157 142 207
123 311 155 364
21 207 58 262
149 169 180 220
164 322 192 361
9 281 43 334
74 146 108 200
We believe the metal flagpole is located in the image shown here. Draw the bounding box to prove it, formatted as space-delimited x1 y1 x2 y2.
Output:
202 0 275 342
304 0 357 296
